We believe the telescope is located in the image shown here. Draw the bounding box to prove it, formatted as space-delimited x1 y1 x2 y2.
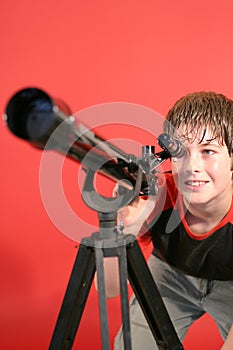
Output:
4 87 185 350
4 87 183 196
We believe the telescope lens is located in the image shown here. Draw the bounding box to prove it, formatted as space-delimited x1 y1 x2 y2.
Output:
5 88 55 141
26 99 56 140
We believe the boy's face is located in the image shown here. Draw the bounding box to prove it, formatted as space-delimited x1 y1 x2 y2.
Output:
171 126 233 208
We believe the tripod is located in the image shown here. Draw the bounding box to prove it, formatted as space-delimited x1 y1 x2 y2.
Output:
49 168 184 350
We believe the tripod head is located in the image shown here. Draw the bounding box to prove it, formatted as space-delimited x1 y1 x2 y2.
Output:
81 142 168 240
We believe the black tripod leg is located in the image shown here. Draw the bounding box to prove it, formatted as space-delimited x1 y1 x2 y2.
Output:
126 239 183 350
117 240 132 350
49 241 96 350
95 241 111 350
95 238 132 350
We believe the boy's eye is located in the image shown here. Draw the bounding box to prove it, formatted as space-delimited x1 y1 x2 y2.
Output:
203 149 215 155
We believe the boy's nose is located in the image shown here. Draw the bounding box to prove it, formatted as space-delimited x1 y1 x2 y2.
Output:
184 153 202 173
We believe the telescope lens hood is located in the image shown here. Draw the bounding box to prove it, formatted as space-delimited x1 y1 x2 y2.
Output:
5 87 55 141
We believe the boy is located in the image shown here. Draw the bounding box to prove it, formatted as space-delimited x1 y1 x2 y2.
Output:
102 91 233 349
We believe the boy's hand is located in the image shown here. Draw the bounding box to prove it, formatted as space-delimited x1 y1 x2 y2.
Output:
113 185 157 235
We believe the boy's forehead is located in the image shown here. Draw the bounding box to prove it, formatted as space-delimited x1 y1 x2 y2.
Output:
176 124 220 143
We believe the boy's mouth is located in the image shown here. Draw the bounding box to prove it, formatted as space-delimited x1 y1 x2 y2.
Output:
184 180 208 187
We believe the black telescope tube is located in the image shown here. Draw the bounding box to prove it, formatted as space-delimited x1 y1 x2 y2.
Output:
4 87 148 192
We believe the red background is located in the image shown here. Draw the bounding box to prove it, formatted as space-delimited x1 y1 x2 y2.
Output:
0 1 232 349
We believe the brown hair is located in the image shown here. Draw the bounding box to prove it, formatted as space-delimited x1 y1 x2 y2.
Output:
164 91 233 155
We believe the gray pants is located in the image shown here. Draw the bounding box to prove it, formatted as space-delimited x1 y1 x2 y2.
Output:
114 255 233 350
